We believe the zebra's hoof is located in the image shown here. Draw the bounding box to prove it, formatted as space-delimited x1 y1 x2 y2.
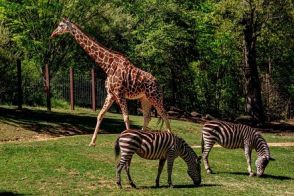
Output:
168 184 174 188
116 182 122 189
207 169 212 174
155 180 160 188
130 182 137 188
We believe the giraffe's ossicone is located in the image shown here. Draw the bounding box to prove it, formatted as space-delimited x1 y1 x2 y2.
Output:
51 18 171 146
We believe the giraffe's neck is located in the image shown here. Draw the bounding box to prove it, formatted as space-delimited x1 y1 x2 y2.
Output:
69 23 118 75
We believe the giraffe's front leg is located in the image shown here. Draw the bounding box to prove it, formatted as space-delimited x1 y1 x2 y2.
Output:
89 94 114 146
116 97 130 130
141 97 152 131
244 145 255 177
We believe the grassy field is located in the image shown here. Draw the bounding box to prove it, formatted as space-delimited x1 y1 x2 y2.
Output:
0 105 294 195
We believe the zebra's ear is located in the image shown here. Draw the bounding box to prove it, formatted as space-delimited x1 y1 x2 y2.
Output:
255 131 262 136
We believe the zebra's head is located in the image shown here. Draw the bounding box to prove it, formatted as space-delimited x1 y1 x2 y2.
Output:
187 155 202 186
256 156 273 177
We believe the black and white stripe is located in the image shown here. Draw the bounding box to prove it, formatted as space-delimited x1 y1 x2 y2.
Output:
115 129 201 188
201 120 273 177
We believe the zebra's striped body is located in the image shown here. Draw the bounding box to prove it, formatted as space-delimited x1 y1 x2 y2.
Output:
115 129 201 188
201 120 272 177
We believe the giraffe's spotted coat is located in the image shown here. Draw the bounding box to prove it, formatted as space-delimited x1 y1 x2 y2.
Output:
51 18 171 146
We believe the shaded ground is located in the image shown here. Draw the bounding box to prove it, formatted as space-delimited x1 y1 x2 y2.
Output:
0 107 140 138
0 106 294 143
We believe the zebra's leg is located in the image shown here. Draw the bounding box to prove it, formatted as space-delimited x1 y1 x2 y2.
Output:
125 158 136 188
244 145 255 177
155 159 166 187
167 151 175 187
116 152 134 188
202 141 215 174
116 161 125 188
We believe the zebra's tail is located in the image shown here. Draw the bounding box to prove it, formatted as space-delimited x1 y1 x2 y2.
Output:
114 138 120 159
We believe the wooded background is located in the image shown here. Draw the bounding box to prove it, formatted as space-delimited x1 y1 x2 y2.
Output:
0 0 293 123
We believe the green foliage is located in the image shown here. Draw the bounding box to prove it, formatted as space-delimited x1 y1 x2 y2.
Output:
0 0 293 119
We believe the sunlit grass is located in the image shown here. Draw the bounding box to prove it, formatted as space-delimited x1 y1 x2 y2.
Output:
0 105 294 195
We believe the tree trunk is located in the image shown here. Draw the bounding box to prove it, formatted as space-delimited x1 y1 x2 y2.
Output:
17 59 22 110
243 18 265 124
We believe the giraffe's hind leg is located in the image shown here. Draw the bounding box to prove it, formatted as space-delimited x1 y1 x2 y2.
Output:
146 95 171 132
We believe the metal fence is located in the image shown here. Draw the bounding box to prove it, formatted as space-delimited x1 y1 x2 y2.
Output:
51 69 107 108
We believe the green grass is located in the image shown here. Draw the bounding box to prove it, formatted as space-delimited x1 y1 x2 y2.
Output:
0 105 294 195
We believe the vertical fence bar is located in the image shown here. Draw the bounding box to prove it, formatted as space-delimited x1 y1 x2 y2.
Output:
17 59 22 110
91 68 96 111
45 64 51 111
70 67 75 110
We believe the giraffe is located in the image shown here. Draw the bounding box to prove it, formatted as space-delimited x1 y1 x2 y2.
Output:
51 18 171 146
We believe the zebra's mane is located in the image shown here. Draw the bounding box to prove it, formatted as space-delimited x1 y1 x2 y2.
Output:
254 133 271 159
176 136 197 158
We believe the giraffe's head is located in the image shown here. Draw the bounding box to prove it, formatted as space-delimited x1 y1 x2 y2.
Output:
51 18 72 38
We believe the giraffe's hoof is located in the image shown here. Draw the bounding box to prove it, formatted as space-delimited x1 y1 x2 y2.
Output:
249 172 256 177
89 142 96 147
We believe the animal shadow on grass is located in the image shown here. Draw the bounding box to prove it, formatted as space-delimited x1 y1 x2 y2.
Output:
220 171 292 180
139 183 221 189
0 191 27 196
0 107 141 136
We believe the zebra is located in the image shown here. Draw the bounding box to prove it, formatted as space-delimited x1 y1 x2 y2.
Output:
201 120 274 177
115 129 202 188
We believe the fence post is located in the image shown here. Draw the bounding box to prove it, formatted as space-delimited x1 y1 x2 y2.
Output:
45 64 51 111
17 59 23 110
70 67 75 110
91 68 96 111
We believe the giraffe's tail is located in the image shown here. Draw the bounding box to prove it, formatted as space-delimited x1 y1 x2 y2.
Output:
114 137 120 160
156 116 164 131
